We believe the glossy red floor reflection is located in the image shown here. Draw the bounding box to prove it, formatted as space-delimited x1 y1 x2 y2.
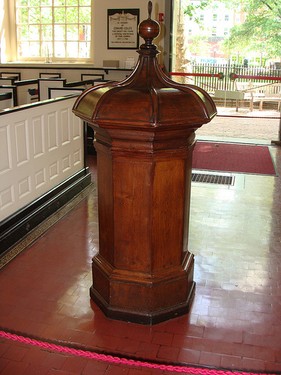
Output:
1 144 281 375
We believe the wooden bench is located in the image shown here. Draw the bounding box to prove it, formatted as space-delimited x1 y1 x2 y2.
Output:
235 81 281 111
250 83 281 111
214 89 244 111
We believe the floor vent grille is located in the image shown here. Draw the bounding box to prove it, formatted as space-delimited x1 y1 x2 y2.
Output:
191 173 235 185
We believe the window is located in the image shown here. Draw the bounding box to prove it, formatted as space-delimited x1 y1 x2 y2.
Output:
225 14 229 22
213 14 218 22
15 0 92 61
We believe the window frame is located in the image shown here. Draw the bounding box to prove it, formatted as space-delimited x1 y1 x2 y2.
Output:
14 0 93 63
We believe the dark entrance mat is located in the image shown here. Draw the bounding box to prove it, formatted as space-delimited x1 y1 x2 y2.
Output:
193 142 276 175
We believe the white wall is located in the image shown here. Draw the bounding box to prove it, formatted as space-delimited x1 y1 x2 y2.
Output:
0 0 166 67
93 0 165 67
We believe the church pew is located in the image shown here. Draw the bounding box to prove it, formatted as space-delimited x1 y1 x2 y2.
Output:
39 72 61 78
0 95 91 255
39 77 102 101
48 87 84 99
0 92 13 110
0 85 18 106
0 72 21 80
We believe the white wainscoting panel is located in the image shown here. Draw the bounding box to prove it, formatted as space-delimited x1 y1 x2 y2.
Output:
0 125 11 174
0 96 84 221
32 115 45 158
15 120 29 166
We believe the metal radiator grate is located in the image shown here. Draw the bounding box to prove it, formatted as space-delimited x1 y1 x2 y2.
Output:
191 173 235 185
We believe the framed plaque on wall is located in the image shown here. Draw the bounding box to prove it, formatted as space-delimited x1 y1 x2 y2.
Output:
107 9 140 50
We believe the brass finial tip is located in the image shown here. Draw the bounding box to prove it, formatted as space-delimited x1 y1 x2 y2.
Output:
138 1 160 45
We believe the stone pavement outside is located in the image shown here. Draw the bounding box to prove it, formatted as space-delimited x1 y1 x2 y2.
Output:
196 106 281 143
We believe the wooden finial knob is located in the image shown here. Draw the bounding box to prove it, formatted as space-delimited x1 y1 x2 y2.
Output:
138 1 160 45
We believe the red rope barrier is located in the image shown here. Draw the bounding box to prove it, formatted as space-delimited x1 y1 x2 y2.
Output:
170 72 281 81
230 74 281 81
170 72 222 78
0 330 279 375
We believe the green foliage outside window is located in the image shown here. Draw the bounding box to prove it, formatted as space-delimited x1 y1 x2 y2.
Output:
184 0 281 61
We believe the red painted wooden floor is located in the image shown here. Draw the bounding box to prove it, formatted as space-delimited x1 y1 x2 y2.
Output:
1 145 281 374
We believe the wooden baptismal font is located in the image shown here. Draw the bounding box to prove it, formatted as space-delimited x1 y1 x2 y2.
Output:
73 2 216 324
